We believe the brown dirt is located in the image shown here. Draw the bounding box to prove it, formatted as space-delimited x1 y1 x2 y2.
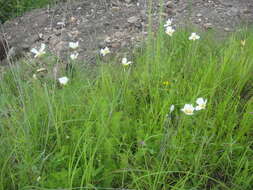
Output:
0 0 253 65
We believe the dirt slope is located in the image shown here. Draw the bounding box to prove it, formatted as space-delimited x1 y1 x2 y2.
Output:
0 0 253 64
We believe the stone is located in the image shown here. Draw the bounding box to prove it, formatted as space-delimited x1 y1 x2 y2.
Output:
166 8 174 15
203 23 213 29
195 18 202 23
241 8 251 14
230 7 239 14
114 31 124 38
111 6 120 12
166 1 173 9
161 12 168 17
111 42 121 48
127 16 139 24
224 27 231 32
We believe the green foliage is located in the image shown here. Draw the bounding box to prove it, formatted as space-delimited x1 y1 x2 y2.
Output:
0 27 252 189
0 0 57 23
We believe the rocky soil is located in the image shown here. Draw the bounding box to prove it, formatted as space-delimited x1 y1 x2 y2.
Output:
0 0 253 65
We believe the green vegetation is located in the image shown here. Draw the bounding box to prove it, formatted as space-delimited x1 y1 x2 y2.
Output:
0 0 58 23
0 26 252 189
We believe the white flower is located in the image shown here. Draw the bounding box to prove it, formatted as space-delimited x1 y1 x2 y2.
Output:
100 47 110 56
170 105 175 113
30 43 46 58
165 26 175 36
69 41 79 49
195 97 207 111
36 176 41 182
189 32 200 41
58 76 69 86
33 74 37 80
70 52 79 60
121 57 132 66
164 18 173 27
181 104 195 115
241 40 246 47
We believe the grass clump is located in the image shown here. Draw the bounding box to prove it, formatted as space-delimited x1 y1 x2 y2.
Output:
0 0 60 23
0 27 252 190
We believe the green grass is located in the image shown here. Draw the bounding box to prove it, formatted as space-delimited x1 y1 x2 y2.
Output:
0 26 253 190
0 0 59 23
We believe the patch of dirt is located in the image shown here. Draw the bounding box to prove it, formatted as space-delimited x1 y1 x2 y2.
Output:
0 0 253 65
173 0 253 32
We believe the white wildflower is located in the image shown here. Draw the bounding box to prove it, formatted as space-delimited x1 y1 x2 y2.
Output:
164 18 173 27
170 104 175 113
70 52 79 60
241 40 246 47
165 26 175 37
195 97 207 111
181 104 195 115
121 57 132 66
30 43 46 58
36 176 41 182
189 32 200 41
100 47 110 56
33 74 37 80
69 41 79 49
58 76 69 86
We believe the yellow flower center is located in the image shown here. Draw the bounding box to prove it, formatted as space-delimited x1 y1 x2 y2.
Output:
185 109 193 114
163 81 170 86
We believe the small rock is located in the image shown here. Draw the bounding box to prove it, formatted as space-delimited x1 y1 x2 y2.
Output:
195 18 202 23
111 42 121 48
224 27 230 32
114 31 124 38
166 1 173 8
98 41 106 48
70 16 77 23
111 0 120 6
140 10 146 18
230 7 239 14
30 35 41 42
121 41 127 48
175 5 187 13
57 21 65 26
125 0 132 3
241 8 251 14
197 13 202 17
111 6 120 12
127 16 139 24
36 68 47 73
203 23 213 29
161 12 168 17
166 8 174 15
38 33 43 39
105 36 111 43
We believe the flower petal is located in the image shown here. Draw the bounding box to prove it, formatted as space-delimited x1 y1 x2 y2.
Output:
30 48 38 54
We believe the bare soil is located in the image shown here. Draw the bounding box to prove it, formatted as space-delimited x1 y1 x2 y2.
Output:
0 0 253 65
